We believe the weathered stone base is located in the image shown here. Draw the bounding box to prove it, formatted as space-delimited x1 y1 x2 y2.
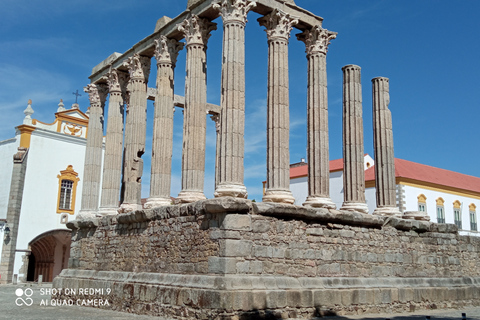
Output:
144 197 172 209
53 270 480 319
98 207 120 216
373 206 402 217
118 203 142 213
55 198 480 319
403 210 431 221
303 196 336 209
76 210 98 219
214 183 248 199
176 191 207 204
263 189 295 204
340 201 369 214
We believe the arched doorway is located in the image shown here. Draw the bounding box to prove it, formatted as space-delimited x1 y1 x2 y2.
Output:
27 230 71 282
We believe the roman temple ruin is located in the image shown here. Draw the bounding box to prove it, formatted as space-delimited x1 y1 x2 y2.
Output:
52 0 480 318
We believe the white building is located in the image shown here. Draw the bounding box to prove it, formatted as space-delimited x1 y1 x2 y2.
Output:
0 100 96 283
289 155 480 236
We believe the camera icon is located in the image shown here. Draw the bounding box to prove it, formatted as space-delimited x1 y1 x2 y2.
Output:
15 288 34 306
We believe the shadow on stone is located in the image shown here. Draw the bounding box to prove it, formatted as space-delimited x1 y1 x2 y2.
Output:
238 309 279 320
237 307 340 319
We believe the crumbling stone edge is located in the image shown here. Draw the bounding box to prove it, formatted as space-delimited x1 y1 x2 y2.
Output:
67 197 458 234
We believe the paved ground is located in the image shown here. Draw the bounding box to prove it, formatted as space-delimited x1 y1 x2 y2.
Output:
0 283 478 320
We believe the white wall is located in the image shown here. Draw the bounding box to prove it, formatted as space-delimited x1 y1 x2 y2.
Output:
0 137 19 265
13 129 87 279
291 170 346 209
0 138 18 219
403 184 480 235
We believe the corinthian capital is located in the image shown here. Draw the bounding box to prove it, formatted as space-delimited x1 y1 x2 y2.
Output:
124 54 151 82
214 0 256 25
258 9 298 42
178 15 217 46
84 83 108 107
210 113 220 133
106 69 128 93
297 26 337 56
154 35 185 67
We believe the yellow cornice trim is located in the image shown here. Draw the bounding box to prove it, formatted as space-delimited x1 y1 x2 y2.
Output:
32 118 58 126
56 113 89 126
470 203 477 211
398 178 480 200
55 108 89 118
453 200 461 209
56 165 80 215
16 124 36 148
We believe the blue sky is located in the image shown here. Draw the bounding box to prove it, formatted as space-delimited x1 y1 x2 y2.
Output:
1 1 479 201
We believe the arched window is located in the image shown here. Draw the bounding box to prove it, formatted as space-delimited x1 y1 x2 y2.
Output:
469 203 477 231
417 194 427 212
453 200 462 229
436 197 445 224
57 165 80 215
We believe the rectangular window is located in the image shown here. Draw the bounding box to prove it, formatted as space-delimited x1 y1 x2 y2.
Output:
418 203 426 212
454 208 462 229
470 210 477 231
437 206 445 224
59 180 73 210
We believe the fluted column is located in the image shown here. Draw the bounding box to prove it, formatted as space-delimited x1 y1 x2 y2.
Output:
341 65 368 213
372 77 401 216
297 26 337 208
79 83 107 218
259 9 297 204
176 15 217 203
210 113 220 189
213 0 256 198
99 70 128 214
119 54 151 213
145 36 184 208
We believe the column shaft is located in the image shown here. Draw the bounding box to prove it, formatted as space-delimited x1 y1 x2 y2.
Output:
146 36 183 208
120 55 150 212
341 65 368 213
177 15 216 203
79 84 106 217
0 148 28 284
259 9 297 204
298 26 337 208
99 70 126 213
214 0 255 198
372 77 401 216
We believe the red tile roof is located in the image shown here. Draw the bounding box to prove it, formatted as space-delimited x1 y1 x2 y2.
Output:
290 158 344 179
365 158 480 194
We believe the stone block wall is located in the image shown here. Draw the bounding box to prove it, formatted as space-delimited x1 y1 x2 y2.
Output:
54 198 480 318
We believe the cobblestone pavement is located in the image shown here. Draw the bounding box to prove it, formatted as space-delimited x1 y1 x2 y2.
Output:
0 283 478 320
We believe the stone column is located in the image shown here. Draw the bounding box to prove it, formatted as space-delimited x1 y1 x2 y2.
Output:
372 77 401 216
297 26 337 208
340 65 368 213
99 70 127 214
258 9 297 204
0 148 28 284
145 36 184 208
119 54 151 213
210 113 220 189
213 0 256 199
176 15 216 203
79 83 107 218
